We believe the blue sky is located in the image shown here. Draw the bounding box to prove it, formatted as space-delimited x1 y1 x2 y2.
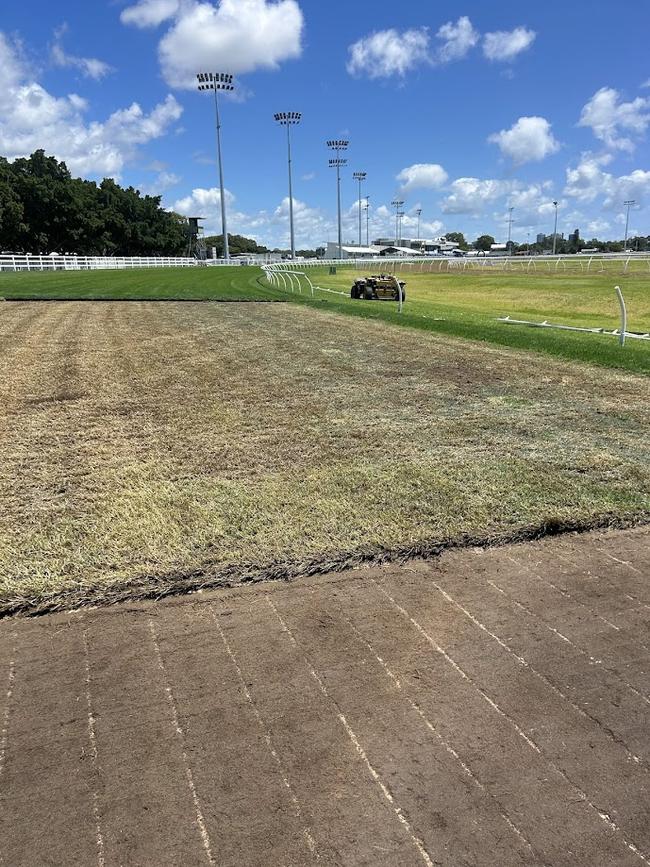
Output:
1 0 649 248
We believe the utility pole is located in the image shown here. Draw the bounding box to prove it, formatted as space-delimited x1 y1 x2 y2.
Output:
507 206 515 255
552 200 559 255
327 140 349 260
364 196 370 247
623 200 635 251
391 199 404 245
274 113 302 260
197 72 234 261
353 172 367 248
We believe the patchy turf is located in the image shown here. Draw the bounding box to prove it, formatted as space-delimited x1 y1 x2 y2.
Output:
0 301 648 615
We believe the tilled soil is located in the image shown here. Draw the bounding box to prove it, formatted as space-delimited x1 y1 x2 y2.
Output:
0 526 648 866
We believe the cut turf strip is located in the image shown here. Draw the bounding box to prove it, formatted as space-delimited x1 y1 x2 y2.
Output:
0 527 648 866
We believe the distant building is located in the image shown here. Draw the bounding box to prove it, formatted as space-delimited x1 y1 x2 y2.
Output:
569 228 580 246
372 236 459 254
536 233 546 244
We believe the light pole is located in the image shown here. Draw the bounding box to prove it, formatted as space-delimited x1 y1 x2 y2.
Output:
274 112 302 260
391 199 404 245
623 200 635 251
363 196 370 247
197 72 234 261
416 208 422 243
507 206 515 254
327 140 349 260
353 172 367 248
552 200 559 255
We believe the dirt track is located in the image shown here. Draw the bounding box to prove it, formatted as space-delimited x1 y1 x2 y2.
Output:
0 526 648 866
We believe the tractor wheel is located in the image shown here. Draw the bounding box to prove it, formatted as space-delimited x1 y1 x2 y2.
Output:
364 287 374 300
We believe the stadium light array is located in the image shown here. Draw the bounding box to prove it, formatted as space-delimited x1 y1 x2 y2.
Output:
197 72 235 261
274 113 302 260
327 140 349 259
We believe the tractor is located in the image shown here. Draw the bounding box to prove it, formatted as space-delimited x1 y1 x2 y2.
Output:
350 274 406 302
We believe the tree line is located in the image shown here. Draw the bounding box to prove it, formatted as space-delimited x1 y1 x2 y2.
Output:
457 232 650 254
0 150 189 255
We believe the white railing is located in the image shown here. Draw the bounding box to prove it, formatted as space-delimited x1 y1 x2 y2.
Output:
0 254 237 272
266 253 650 275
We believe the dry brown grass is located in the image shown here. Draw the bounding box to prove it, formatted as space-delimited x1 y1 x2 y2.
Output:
0 300 648 614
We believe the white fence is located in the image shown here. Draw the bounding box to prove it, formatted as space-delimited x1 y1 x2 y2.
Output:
0 254 237 272
267 253 650 274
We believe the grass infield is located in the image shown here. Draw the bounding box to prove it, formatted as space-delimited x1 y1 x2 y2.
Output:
0 301 648 614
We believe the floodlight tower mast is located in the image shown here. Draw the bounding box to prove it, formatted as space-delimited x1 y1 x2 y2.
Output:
353 172 367 247
197 72 234 261
552 200 559 255
416 208 422 242
327 139 349 259
274 112 302 260
623 200 636 251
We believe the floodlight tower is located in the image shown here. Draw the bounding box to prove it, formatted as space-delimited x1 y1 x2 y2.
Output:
623 200 636 251
353 172 367 247
274 112 302 260
327 139 349 259
416 208 422 242
552 200 559 255
391 199 404 245
197 72 234 261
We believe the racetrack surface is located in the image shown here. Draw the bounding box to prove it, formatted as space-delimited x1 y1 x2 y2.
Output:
1 526 648 866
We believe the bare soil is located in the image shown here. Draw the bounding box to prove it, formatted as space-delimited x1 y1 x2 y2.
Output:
1 526 648 866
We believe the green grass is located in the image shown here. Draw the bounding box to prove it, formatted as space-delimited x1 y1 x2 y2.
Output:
0 265 284 301
287 265 650 375
1 263 648 373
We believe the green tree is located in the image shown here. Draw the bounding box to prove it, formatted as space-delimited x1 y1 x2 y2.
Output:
0 151 188 255
445 231 468 249
474 234 495 251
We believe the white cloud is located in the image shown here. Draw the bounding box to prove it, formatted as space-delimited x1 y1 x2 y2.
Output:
435 16 479 63
121 0 304 88
579 87 650 152
565 153 650 207
587 219 610 235
642 79 650 89
347 28 430 79
488 116 560 164
51 25 113 80
120 0 181 28
173 186 236 216
396 163 448 192
483 27 536 62
441 177 512 214
0 32 182 176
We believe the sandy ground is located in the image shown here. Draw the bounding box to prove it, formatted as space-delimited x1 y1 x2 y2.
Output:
0 525 648 866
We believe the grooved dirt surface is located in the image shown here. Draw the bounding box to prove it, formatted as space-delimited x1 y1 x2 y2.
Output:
0 526 648 866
